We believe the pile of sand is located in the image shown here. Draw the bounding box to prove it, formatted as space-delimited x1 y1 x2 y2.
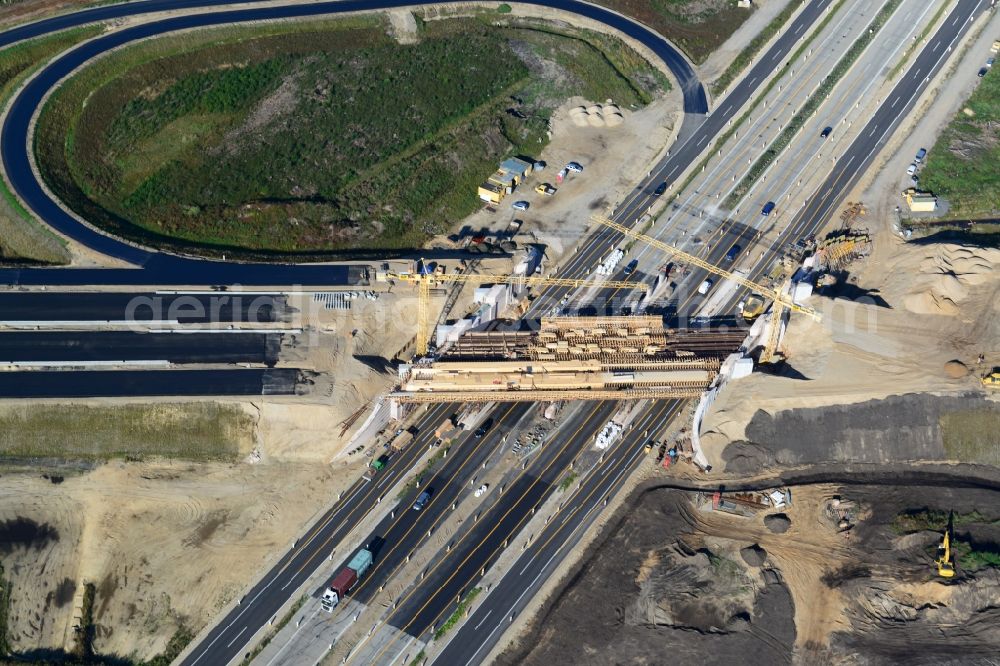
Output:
944 359 969 378
569 101 625 128
898 245 1000 316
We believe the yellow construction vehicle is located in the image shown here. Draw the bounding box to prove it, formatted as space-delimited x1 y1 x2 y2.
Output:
741 293 766 322
936 529 956 578
982 369 1000 389
388 268 649 356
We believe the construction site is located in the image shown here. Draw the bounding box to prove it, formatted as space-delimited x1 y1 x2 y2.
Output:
3 1 1000 665
393 317 744 403
498 479 1000 666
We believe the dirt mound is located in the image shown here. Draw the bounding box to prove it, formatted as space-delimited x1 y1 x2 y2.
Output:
944 360 969 378
740 544 767 567
719 394 1000 470
700 237 1000 472
721 441 777 475
901 244 1000 316
628 546 757 633
764 514 791 534
497 490 795 665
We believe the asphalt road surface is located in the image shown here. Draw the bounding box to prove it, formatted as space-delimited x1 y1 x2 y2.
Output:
0 331 281 365
0 0 703 286
0 368 301 397
389 401 622 635
523 0 838 317
0 292 290 322
328 405 534 607
436 402 682 666
178 402 467 666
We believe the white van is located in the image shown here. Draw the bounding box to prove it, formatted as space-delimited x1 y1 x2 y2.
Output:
698 279 712 295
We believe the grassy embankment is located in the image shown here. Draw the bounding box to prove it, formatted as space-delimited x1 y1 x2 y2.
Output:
0 403 254 462
37 13 665 259
0 26 101 264
435 586 482 639
919 67 1000 219
940 409 1000 466
590 0 751 64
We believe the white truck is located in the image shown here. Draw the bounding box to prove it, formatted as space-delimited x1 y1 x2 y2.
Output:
597 248 625 276
594 421 624 450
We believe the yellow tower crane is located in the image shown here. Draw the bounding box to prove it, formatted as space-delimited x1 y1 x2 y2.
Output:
593 216 819 320
389 269 649 356
592 216 820 362
759 294 787 364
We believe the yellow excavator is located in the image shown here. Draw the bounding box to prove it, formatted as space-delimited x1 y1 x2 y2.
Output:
982 368 1000 389
936 521 956 578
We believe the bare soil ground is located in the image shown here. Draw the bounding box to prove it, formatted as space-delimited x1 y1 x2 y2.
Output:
0 458 362 659
496 486 798 666
588 0 751 64
497 481 1000 666
0 289 423 660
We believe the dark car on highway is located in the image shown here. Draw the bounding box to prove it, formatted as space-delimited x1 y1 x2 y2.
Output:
412 489 433 511
623 259 639 276
761 201 776 216
653 181 667 196
821 126 833 138
474 419 494 438
724 244 741 262
978 67 988 78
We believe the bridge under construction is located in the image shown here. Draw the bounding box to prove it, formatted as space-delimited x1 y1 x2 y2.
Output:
392 316 746 403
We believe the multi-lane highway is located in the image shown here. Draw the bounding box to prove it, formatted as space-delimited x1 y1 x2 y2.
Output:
182 402 553 666
180 1 846 662
0 331 281 365
0 368 300 397
178 402 456 665
525 0 840 316
0 0 989 663
0 292 290 322
434 2 992 662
